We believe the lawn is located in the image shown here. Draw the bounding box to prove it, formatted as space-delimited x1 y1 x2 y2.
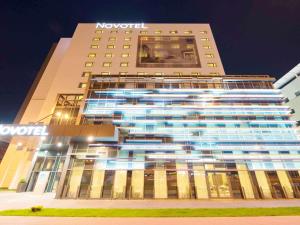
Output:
1 207 300 217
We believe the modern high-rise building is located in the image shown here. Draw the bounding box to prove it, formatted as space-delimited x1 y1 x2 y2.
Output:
1 23 300 200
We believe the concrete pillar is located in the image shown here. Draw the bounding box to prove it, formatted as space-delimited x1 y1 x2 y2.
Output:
67 160 84 198
277 170 294 199
255 171 272 199
176 162 190 199
131 170 144 199
193 164 209 199
154 169 168 199
113 170 127 199
90 170 105 198
236 163 255 199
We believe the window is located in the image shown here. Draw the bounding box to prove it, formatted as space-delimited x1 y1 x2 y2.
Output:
121 53 129 58
191 72 201 75
85 62 93 67
108 37 116 41
171 44 180 49
82 72 91 77
155 30 162 34
103 62 112 67
140 30 147 34
124 37 131 41
110 30 118 34
125 30 132 34
169 30 178 34
95 30 104 34
137 72 148 75
186 44 194 49
174 72 183 75
88 53 96 58
184 30 192 34
78 83 87 88
155 72 165 75
205 53 214 58
200 38 209 41
199 31 207 34
120 62 128 67
101 72 110 75
92 37 101 41
91 45 99 49
123 45 130 49
105 53 113 58
207 63 217 67
203 45 211 49
107 45 115 49
119 72 128 75
210 72 219 75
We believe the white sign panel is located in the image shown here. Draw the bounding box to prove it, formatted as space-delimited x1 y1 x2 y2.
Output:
0 125 48 136
96 23 147 29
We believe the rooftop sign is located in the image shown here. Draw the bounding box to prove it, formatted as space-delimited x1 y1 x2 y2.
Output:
0 125 48 136
96 23 147 29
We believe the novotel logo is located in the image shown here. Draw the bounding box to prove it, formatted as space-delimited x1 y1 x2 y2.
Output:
0 125 48 136
96 23 147 29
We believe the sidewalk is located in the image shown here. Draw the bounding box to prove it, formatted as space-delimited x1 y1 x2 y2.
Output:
1 216 300 225
1 191 300 210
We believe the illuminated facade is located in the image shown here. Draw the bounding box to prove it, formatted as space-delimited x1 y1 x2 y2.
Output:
1 23 300 199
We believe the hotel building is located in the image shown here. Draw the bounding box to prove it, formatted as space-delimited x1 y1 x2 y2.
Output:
0 23 300 199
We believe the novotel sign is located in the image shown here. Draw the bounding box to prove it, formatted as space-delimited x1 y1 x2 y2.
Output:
0 125 48 136
96 23 147 29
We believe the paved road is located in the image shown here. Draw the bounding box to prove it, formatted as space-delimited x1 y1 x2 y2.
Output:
1 192 300 210
1 216 300 225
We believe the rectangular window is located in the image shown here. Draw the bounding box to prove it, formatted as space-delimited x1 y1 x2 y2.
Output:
140 31 147 34
137 72 147 75
169 30 178 34
124 37 131 41
103 62 112 67
191 72 201 75
155 30 162 34
91 45 99 49
205 53 214 58
207 63 217 67
119 72 128 75
210 72 219 75
121 53 129 58
125 30 132 34
120 62 128 67
92 37 101 41
82 72 91 77
184 30 192 34
88 53 96 58
101 72 110 75
107 45 115 49
200 38 209 41
110 30 118 34
155 72 165 75
78 83 87 88
85 62 93 67
95 30 104 34
203 45 211 49
171 44 180 49
123 45 130 49
108 37 116 41
173 72 183 75
199 31 207 34
105 53 113 58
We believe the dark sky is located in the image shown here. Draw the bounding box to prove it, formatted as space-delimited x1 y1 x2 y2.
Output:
0 0 299 123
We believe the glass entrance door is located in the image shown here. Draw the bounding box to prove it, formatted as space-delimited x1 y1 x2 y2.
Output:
207 172 231 198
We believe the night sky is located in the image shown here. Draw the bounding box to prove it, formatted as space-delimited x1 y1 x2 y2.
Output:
0 0 299 123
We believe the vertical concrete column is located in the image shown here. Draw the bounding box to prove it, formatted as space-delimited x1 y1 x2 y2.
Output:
277 170 294 199
113 170 127 199
67 160 84 198
236 163 255 199
90 170 105 198
255 171 272 199
131 170 144 199
193 164 209 199
176 162 190 198
154 169 168 199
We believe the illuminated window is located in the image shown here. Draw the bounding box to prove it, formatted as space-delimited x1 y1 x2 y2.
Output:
140 30 147 34
92 37 101 41
78 83 87 88
109 37 116 41
186 44 194 49
171 44 180 49
82 72 91 77
103 62 112 67
210 72 219 75
119 72 128 75
200 31 207 34
154 44 162 49
191 72 201 75
170 37 179 41
85 62 94 67
137 72 148 75
154 51 163 57
205 53 214 58
155 72 165 75
123 45 130 49
169 30 178 34
200 38 209 41
125 30 132 34
174 72 183 75
141 37 148 41
88 53 96 58
101 72 110 75
155 37 163 41
91 45 99 49
155 30 162 34
110 30 118 34
95 30 104 34
207 63 217 67
203 45 211 49
124 37 131 41
105 53 113 58
120 62 129 67
184 30 192 34
107 45 115 49
121 53 129 58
